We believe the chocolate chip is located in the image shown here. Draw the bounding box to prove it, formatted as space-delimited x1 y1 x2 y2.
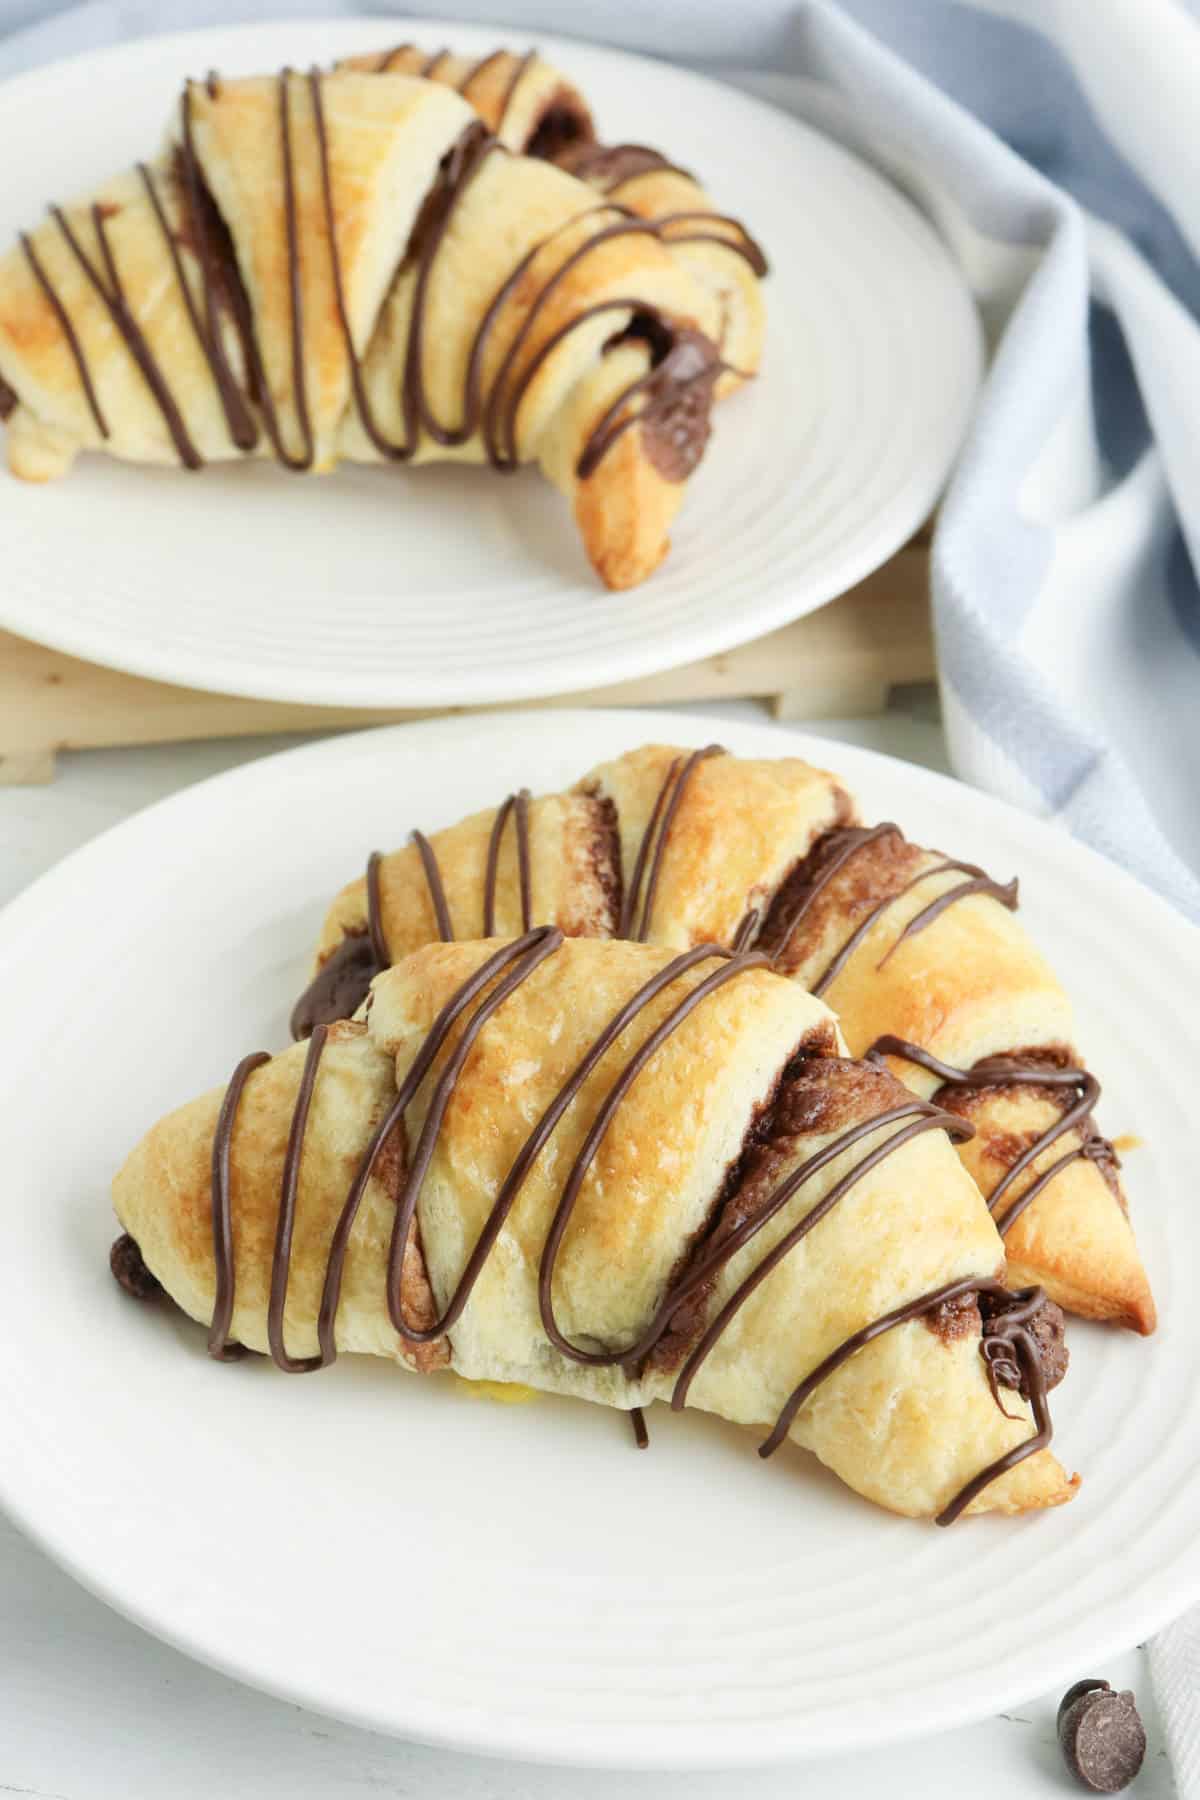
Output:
1057 1679 1146 1792
109 1233 160 1301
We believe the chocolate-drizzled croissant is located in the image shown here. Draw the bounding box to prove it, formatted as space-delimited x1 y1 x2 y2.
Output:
0 67 757 588
291 743 1155 1335
113 935 1076 1523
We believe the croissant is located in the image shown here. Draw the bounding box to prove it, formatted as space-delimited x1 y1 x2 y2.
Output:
337 43 768 388
290 742 1155 1335
112 933 1076 1523
0 66 757 588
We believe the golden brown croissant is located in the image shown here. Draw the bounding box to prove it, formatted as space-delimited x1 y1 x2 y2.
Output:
0 65 761 588
291 742 1155 1334
113 933 1076 1523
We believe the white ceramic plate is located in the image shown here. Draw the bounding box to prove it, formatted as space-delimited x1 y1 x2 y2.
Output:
1 709 1194 1770
0 20 981 708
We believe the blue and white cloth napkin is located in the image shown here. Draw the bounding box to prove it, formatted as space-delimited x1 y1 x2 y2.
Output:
2 0 1198 1781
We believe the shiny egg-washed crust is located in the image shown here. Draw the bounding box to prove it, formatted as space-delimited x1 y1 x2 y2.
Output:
0 71 737 590
301 743 1154 1334
770 827 1155 1334
113 939 1075 1521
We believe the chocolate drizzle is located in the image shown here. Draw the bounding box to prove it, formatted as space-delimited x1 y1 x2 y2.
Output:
619 745 724 939
365 848 389 966
483 788 532 936
411 829 455 941
868 1036 1115 1237
655 210 769 277
208 1048 270 1359
18 228 109 437
52 200 204 468
761 823 1019 995
203 927 1056 1522
268 1024 328 1370
561 143 692 190
497 48 537 124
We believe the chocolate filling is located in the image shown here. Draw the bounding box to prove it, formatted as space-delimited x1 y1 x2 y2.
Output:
981 1288 1068 1396
555 142 690 190
290 928 381 1040
925 1290 981 1344
110 1232 160 1301
0 373 19 420
756 820 1017 995
524 90 595 163
586 793 624 938
579 313 721 484
646 1029 839 1375
757 823 924 969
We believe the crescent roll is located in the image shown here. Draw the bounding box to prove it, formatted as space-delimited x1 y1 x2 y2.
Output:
291 743 1155 1334
113 934 1076 1524
0 66 749 588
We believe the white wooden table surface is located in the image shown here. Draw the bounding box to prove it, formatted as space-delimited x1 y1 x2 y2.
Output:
0 698 1177 1800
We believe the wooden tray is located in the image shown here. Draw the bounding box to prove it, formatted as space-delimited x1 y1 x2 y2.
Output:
0 542 932 784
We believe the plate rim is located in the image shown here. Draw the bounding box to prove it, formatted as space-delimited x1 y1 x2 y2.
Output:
0 15 983 708
1 707 1196 1769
